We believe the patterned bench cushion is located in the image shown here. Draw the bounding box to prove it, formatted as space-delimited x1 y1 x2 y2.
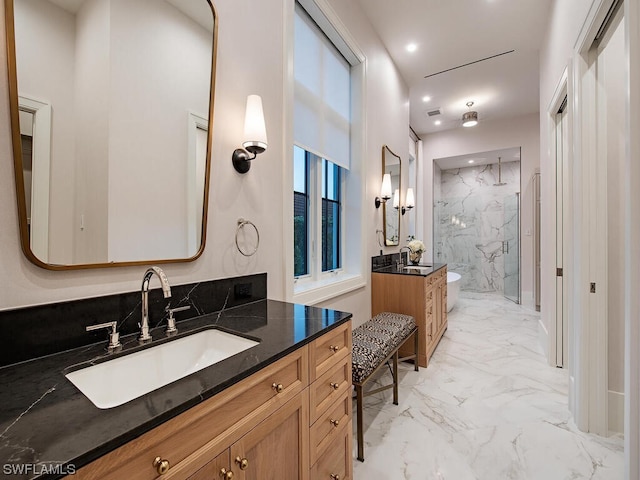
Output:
352 312 415 384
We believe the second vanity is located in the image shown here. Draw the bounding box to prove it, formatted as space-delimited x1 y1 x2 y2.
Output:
371 255 448 368
0 274 353 480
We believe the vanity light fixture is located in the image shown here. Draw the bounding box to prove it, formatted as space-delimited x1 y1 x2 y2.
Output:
462 101 479 127
375 173 393 208
232 95 268 174
393 189 400 210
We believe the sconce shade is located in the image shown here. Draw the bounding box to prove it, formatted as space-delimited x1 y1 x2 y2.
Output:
405 188 415 209
380 173 392 200
242 95 268 153
233 95 268 173
393 189 400 209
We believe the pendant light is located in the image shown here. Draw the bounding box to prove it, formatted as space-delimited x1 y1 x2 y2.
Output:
462 101 478 127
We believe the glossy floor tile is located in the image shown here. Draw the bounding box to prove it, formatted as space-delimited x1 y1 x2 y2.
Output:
353 292 624 479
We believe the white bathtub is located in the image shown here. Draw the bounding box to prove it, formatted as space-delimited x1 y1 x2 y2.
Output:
447 271 461 312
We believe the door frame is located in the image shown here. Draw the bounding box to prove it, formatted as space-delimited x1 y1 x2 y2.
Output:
625 0 640 477
571 0 619 437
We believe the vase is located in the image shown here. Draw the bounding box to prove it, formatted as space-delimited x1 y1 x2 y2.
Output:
409 251 421 265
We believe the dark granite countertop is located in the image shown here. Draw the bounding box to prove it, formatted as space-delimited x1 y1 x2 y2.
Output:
0 299 351 479
372 262 447 276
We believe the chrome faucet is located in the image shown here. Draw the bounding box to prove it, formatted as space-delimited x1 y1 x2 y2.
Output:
139 266 171 344
398 246 411 267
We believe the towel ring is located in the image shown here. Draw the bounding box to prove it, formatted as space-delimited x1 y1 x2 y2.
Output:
235 218 260 257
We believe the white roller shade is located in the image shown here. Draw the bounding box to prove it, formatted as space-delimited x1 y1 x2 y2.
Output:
294 5 350 170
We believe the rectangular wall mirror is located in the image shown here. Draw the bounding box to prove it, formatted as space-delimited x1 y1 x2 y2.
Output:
5 0 217 269
382 145 401 246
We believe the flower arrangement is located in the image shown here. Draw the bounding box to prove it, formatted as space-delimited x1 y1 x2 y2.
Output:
407 239 426 265
407 239 425 254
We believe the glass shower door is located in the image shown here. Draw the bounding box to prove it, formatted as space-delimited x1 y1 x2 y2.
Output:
503 193 520 303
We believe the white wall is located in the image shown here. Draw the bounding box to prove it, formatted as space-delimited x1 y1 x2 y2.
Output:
422 112 540 309
0 0 409 337
74 0 109 264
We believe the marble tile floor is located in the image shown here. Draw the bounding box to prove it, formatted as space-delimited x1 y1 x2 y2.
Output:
353 292 624 480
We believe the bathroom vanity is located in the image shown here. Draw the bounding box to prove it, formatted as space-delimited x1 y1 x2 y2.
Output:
371 255 447 368
0 274 353 480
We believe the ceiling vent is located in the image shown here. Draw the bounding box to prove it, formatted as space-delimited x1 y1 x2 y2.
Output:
427 109 441 117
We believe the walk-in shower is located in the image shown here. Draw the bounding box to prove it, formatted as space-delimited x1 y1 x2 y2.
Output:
433 147 521 302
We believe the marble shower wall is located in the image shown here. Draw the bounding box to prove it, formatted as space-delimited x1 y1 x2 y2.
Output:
434 161 520 293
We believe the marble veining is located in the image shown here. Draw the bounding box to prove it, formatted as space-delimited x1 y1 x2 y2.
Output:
0 274 267 367
0 294 350 480
434 162 520 294
353 292 623 479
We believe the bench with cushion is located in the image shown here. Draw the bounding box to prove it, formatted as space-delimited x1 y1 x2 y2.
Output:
351 312 418 461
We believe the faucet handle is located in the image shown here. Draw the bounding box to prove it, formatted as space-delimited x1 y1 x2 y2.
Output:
86 321 121 352
165 305 191 335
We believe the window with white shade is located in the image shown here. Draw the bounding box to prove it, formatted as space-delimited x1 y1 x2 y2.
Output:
291 1 363 301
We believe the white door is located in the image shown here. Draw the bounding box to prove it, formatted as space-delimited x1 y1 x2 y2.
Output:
554 98 568 368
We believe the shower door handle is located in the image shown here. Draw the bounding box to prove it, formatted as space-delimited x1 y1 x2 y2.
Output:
502 241 509 254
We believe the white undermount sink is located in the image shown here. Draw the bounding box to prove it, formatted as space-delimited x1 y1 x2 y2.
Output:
66 329 259 409
402 265 433 273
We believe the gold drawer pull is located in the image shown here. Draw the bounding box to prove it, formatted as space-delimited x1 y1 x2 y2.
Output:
220 467 234 479
272 382 284 393
330 418 340 427
330 382 340 390
330 475 340 480
152 456 170 475
329 344 340 353
235 456 249 470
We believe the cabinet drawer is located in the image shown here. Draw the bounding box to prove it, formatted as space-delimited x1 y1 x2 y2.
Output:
72 347 308 480
425 288 434 303
310 423 352 480
309 357 351 424
426 302 434 321
309 322 351 382
309 391 351 465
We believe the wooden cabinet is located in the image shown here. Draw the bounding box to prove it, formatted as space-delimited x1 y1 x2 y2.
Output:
308 321 352 480
229 390 309 480
70 322 352 480
371 267 447 368
187 450 230 480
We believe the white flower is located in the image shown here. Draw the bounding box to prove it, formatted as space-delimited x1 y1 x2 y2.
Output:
407 239 425 254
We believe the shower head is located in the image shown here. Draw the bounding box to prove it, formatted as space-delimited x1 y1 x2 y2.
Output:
493 156 506 186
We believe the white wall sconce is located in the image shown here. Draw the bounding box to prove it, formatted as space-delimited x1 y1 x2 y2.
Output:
375 173 393 208
402 187 415 215
393 189 400 210
232 95 268 174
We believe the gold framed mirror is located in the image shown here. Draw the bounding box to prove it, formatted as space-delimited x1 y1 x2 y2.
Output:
5 0 217 270
382 145 401 246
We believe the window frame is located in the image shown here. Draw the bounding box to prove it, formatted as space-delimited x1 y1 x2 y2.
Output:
294 148 344 285
285 0 367 305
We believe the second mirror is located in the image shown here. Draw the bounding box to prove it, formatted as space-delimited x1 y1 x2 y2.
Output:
382 145 401 246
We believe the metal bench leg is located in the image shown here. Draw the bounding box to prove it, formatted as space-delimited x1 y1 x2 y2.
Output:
414 330 419 371
356 384 365 462
393 350 399 405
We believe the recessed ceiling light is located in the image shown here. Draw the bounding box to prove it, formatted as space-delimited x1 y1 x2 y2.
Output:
434 120 441 126
468 160 475 164
422 96 431 103
406 43 417 53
